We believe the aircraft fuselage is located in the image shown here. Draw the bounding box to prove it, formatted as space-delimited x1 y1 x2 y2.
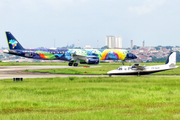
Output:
4 48 136 62
107 65 177 75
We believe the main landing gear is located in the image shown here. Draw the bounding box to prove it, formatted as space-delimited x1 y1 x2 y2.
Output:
122 60 125 65
74 63 78 66
68 62 73 66
68 62 78 66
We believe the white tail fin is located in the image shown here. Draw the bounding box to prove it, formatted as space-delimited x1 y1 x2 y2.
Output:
165 52 176 66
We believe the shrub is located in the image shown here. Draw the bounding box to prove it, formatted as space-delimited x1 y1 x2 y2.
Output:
68 76 76 81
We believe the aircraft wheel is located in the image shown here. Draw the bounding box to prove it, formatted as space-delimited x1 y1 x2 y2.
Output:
68 62 73 66
74 63 78 66
109 74 112 77
137 72 140 76
122 61 125 65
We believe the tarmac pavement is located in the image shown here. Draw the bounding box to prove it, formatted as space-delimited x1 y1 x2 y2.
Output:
0 66 107 79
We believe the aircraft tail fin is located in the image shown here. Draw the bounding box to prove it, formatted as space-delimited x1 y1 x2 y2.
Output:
165 52 176 66
5 32 24 50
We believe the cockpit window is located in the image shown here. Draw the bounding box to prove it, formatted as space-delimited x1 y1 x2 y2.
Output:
117 68 122 70
132 65 135 68
128 53 132 57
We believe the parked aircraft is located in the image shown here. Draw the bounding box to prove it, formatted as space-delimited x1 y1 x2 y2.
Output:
3 32 137 66
107 52 178 76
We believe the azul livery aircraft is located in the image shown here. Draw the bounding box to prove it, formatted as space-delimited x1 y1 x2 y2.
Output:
107 52 178 76
3 32 137 66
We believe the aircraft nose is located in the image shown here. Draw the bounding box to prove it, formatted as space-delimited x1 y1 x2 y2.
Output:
133 54 137 59
107 70 115 74
126 53 137 59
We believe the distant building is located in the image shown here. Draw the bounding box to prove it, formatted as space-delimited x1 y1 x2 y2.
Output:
172 47 180 52
131 40 133 49
84 45 92 49
143 40 145 48
106 36 122 49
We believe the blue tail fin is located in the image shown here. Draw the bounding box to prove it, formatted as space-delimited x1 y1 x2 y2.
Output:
5 32 24 50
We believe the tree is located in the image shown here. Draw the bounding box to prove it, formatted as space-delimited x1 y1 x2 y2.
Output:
132 45 140 50
155 47 160 50
101 46 109 49
74 47 82 49
151 56 167 62
176 51 180 62
165 46 173 50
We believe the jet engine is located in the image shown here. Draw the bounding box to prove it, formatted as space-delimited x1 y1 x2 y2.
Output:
81 56 99 64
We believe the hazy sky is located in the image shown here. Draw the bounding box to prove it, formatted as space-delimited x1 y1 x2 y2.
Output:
0 0 180 48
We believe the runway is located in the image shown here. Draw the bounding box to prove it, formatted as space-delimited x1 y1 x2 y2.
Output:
0 66 179 80
0 66 106 79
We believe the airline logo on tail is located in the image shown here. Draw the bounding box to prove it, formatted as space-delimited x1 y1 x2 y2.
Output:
9 39 18 49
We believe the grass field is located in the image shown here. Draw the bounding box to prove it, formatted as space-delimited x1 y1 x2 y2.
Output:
27 62 180 75
0 62 171 66
0 62 68 66
0 62 179 75
0 62 135 66
1 77 180 119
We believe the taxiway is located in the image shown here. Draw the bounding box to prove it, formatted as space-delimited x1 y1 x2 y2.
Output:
0 66 106 79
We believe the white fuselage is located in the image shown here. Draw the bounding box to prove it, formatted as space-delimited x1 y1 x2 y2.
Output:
107 64 178 75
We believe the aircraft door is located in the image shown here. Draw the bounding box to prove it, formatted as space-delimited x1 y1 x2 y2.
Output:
29 51 34 57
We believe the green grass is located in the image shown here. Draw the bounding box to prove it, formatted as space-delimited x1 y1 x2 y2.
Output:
0 62 173 66
0 62 134 66
27 65 111 75
1 62 180 75
28 62 180 75
0 62 68 66
1 77 180 119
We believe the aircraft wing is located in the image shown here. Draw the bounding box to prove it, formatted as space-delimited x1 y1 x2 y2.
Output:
72 54 86 57
71 54 99 64
133 64 146 70
72 54 87 60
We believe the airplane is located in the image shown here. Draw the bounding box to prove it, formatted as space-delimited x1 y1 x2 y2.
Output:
107 52 178 76
3 32 137 66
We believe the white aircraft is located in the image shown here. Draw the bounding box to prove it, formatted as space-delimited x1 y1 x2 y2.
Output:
107 52 178 76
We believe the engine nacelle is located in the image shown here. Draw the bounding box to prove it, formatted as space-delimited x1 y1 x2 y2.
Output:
81 56 99 64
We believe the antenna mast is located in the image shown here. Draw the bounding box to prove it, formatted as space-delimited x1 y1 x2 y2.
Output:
54 39 55 48
78 39 79 48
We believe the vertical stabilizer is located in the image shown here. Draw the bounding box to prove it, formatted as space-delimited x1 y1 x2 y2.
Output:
5 32 24 50
165 52 176 66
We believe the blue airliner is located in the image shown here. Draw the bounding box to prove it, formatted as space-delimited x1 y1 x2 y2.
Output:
3 32 137 66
